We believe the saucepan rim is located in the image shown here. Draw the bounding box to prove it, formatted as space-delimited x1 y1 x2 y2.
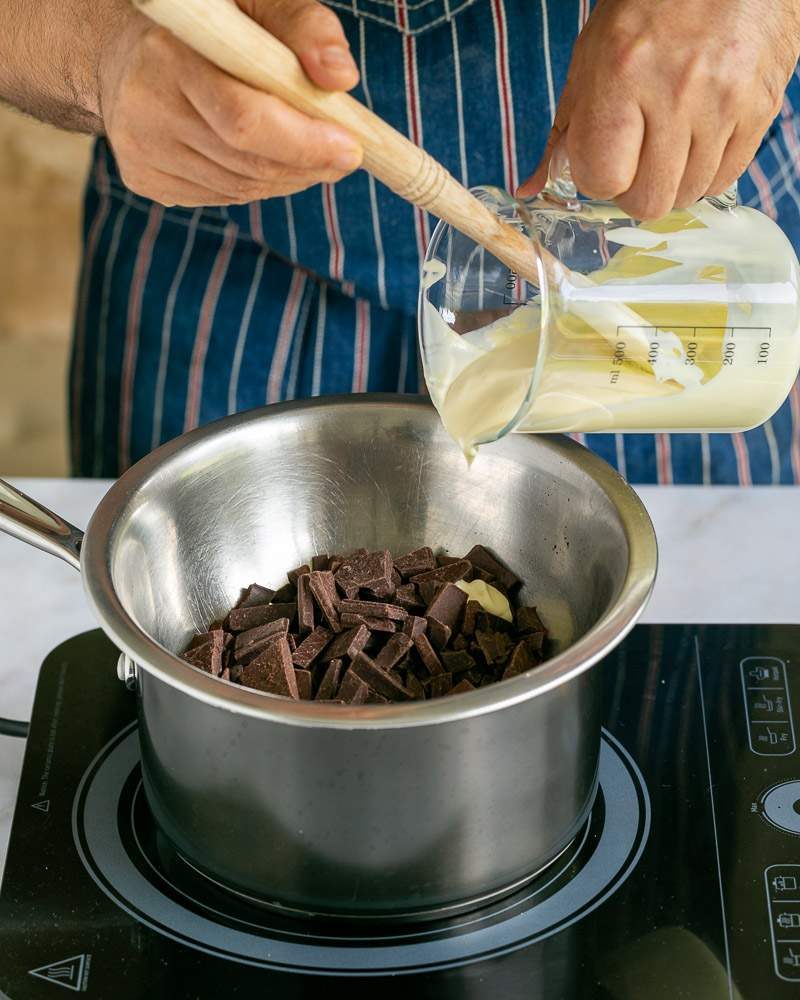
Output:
81 395 658 730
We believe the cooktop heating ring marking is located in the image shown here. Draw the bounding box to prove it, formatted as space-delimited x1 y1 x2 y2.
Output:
73 724 650 975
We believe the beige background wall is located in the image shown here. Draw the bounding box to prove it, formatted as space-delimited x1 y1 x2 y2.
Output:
0 105 92 475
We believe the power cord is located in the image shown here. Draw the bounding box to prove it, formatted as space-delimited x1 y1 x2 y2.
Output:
0 717 29 739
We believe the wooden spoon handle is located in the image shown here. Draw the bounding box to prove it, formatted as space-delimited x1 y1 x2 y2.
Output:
132 0 547 285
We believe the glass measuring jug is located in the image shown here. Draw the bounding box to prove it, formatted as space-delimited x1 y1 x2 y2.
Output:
419 178 800 458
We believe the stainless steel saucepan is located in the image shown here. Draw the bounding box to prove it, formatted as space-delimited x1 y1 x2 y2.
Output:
0 396 657 918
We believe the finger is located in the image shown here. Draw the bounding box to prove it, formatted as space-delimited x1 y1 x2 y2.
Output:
517 75 576 197
707 121 766 195
673 129 731 209
179 64 362 171
565 94 644 202
164 140 349 201
240 0 359 91
119 166 241 207
615 118 691 220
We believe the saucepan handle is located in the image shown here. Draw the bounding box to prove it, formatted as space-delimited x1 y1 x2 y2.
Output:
0 478 83 571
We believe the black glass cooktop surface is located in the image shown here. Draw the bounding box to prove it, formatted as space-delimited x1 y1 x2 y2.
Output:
1 625 798 999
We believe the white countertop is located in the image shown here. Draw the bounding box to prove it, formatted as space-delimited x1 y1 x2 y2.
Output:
1 478 799 878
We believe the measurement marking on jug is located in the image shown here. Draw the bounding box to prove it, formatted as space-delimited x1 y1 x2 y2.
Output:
740 657 795 756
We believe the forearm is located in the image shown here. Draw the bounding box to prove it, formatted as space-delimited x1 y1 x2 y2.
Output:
0 0 142 133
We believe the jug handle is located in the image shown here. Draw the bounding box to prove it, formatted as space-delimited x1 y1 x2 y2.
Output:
0 478 83 572
542 140 738 212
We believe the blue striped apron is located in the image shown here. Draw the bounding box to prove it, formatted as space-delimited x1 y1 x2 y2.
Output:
70 0 800 484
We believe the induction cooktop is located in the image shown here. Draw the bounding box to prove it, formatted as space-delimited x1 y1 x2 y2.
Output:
1 625 798 999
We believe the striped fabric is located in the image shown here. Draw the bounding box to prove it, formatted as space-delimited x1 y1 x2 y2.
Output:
71 0 800 484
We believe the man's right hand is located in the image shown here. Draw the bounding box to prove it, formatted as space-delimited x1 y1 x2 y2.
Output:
98 0 364 207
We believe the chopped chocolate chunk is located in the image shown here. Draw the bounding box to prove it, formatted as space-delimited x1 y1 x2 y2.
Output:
402 615 427 638
350 652 414 701
308 571 342 633
516 606 546 635
234 583 275 609
448 678 476 696
410 560 471 586
374 633 413 671
394 584 425 612
462 600 482 636
338 670 369 704
287 564 310 584
452 634 469 651
287 633 297 652
340 612 397 633
296 573 315 635
228 602 296 633
221 667 231 681
437 554 462 567
441 650 476 674
413 633 444 675
292 626 333 668
188 629 227 652
228 663 244 684
426 616 452 651
312 554 330 572
335 550 392 598
315 659 343 700
463 545 520 592
427 673 453 698
272 581 297 603
241 637 298 697
425 582 468 630
392 568 402 586
338 599 407 621
394 546 436 579
405 671 425 699
365 689 390 704
295 669 313 699
234 618 289 655
474 629 514 665
324 624 369 662
418 579 445 605
362 578 396 600
523 630 546 655
502 640 536 680
184 641 224 677
235 635 283 666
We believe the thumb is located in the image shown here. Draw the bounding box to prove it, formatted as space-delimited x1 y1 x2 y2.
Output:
245 0 360 91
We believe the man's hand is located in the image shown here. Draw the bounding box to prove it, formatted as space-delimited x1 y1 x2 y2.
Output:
518 0 800 219
99 0 363 206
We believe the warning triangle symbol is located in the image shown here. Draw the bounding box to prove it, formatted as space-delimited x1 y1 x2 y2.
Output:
32 800 50 813
28 953 88 992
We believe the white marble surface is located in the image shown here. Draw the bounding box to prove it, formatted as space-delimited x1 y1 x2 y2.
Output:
1 478 799 878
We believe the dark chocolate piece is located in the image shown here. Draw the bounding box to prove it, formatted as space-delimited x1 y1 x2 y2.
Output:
365 689 390 704
448 678 476 696
523 630 545 655
474 628 514 665
418 579 445 605
234 618 289 655
292 626 333 668
340 612 397 633
452 634 469 651
394 584 425 612
350 652 414 701
221 667 231 681
235 634 284 666
462 600 482 636
463 544 520 591
287 633 297 652
437 554 462 567
324 624 370 662
374 633 413 671
315 659 343 700
227 602 296 633
425 582 467 630
405 671 425 699
295 669 313 699
426 616 452 651
234 583 275 609
402 615 427 638
394 546 436 579
308 571 342 633
413 633 444 675
187 629 227 652
241 637 298 697
287 564 310 584
502 640 536 680
410 560 471 586
441 650 476 674
338 670 369 704
272 581 297 603
427 673 453 697
312 554 330 572
338 599 407 621
334 550 392 598
516 606 546 635
184 641 223 677
296 573 315 635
